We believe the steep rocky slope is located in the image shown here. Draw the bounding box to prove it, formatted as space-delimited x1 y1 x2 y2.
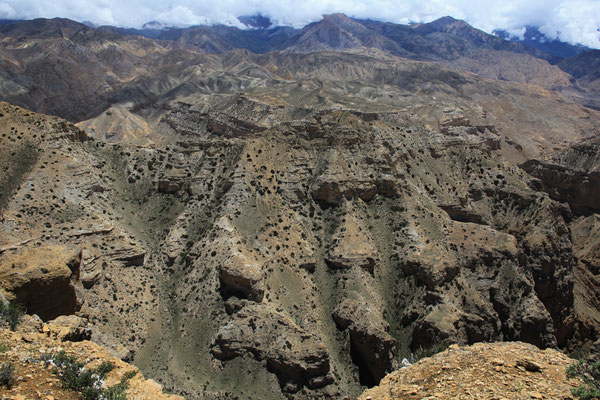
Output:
0 102 163 359
520 136 600 349
0 93 596 398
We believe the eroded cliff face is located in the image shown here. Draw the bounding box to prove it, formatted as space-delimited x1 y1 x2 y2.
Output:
0 99 591 399
519 137 600 351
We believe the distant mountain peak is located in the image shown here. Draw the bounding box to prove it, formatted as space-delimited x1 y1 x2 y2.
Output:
323 13 353 21
423 16 473 32
494 25 590 60
0 17 90 37
237 14 272 29
141 20 172 30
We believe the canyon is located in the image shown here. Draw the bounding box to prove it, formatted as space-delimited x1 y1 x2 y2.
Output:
0 14 599 399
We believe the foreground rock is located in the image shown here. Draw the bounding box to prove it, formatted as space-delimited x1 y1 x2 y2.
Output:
360 342 580 400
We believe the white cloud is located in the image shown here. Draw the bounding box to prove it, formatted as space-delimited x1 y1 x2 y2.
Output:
0 0 598 48
0 3 16 18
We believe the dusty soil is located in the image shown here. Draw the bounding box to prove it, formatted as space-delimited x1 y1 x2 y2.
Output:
360 342 581 400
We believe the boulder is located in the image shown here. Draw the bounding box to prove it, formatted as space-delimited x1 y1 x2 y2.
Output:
45 315 92 342
212 218 265 302
0 246 83 321
219 253 265 302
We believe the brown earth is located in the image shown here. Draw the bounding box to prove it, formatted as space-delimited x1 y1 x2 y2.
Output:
360 342 581 400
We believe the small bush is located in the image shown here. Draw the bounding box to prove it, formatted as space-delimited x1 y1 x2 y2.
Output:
0 342 9 353
567 359 600 400
94 361 115 377
410 341 451 363
50 351 136 400
390 205 405 213
0 362 15 388
0 300 25 331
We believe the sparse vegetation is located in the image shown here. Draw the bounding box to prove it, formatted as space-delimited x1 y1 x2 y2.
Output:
567 359 600 400
0 342 9 353
0 362 15 388
0 300 25 331
410 341 451 363
48 351 137 400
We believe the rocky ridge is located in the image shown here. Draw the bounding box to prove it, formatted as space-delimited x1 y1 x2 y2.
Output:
359 342 580 400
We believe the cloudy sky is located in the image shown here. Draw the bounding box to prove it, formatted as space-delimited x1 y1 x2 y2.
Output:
0 0 598 48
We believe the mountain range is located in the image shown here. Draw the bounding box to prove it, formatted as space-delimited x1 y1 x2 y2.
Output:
1 13 599 123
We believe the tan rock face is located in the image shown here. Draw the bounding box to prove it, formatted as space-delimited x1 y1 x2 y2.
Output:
359 342 580 400
212 218 265 302
0 246 82 320
326 212 380 273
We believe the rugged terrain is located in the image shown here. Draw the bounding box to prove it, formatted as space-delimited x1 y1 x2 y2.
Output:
0 14 599 400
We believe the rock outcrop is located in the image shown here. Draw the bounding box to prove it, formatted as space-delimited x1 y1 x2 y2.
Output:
45 315 92 342
211 304 333 392
0 246 83 320
333 298 395 386
325 212 380 273
359 342 580 400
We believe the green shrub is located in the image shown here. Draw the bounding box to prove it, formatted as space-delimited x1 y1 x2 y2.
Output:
410 341 451 363
390 205 405 212
49 351 137 400
0 300 25 331
567 359 600 400
0 362 15 388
